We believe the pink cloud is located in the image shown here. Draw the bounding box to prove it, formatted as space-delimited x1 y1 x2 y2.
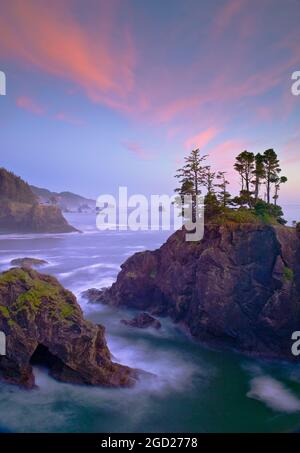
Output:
2 0 300 144
209 139 247 171
0 1 136 110
184 127 219 151
16 96 45 115
54 112 84 126
122 141 153 160
212 0 246 37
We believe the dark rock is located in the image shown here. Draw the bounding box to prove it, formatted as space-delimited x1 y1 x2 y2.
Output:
121 312 161 330
81 288 107 304
0 268 136 388
101 223 300 361
10 257 48 268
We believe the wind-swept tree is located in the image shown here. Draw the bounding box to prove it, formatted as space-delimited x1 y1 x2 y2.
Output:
203 166 216 196
272 175 287 206
263 149 281 204
203 166 222 218
175 149 208 221
216 171 231 208
234 151 255 206
252 153 265 203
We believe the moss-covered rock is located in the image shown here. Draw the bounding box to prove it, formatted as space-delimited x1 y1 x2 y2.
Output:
0 268 135 389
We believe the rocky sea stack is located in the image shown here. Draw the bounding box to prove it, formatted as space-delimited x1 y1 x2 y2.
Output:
0 268 135 388
96 223 300 361
0 168 78 233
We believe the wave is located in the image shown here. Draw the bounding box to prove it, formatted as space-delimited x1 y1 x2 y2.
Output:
57 263 120 279
247 376 300 413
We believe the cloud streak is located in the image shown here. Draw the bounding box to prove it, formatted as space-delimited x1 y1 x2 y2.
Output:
184 127 219 150
16 96 45 115
122 141 153 160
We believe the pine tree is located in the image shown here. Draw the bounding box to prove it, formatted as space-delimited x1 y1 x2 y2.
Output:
203 166 216 196
252 153 265 203
234 151 255 206
203 166 222 219
263 149 281 204
216 171 231 208
175 149 208 221
272 175 287 206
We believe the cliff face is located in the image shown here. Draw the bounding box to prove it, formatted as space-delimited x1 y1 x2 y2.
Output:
0 200 78 233
101 224 300 360
30 185 95 213
0 168 77 233
0 168 37 204
0 268 135 388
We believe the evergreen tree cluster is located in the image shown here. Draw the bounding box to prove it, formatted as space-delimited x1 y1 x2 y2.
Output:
175 148 288 225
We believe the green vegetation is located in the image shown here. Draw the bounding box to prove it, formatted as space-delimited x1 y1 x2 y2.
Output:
0 268 75 320
126 271 137 279
0 167 37 204
0 268 30 285
60 302 74 318
283 266 294 282
175 147 288 227
0 305 10 318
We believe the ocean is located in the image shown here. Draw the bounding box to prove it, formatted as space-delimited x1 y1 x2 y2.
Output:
1 212 300 433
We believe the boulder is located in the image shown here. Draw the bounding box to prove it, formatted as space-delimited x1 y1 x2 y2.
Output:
10 257 48 268
121 312 161 330
0 268 136 388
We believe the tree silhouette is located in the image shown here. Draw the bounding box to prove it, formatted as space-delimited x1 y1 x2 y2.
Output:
234 151 255 206
252 153 265 203
216 171 231 208
175 149 207 221
263 149 281 204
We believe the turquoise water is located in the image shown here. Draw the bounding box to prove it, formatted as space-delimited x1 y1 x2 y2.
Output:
1 213 300 433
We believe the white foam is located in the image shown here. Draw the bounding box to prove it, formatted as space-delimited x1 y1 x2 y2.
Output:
247 376 300 413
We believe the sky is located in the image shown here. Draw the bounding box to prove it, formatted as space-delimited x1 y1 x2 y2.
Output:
0 0 300 214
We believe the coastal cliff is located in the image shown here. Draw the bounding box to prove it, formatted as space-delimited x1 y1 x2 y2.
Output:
97 223 300 360
0 268 135 388
0 168 77 233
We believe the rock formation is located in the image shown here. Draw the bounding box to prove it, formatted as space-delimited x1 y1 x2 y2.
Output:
0 168 78 233
10 258 48 268
121 312 161 330
95 223 300 361
0 268 135 388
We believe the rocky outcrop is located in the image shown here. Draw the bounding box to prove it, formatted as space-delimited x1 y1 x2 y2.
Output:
0 200 78 233
0 167 37 205
10 258 48 268
0 268 136 388
30 185 95 213
121 312 161 330
81 288 107 304
98 224 300 361
0 168 78 233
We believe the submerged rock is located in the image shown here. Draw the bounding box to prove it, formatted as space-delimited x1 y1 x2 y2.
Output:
81 288 107 304
100 223 300 361
10 257 48 268
121 312 162 330
0 268 136 388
